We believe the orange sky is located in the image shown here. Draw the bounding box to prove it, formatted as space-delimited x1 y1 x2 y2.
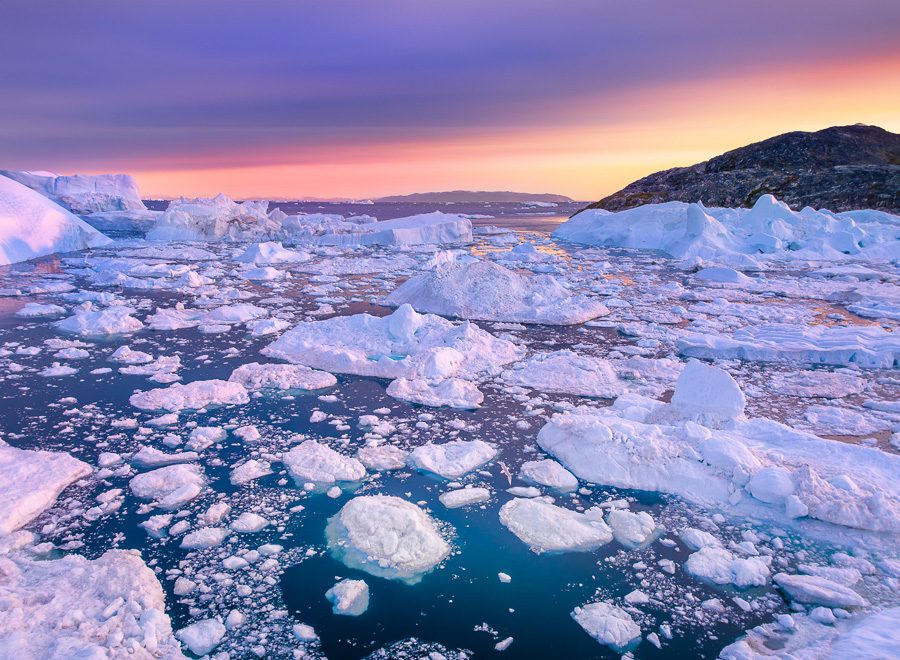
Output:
120 53 900 201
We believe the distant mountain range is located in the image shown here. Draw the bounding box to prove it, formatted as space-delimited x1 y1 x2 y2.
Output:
376 190 574 203
583 124 899 213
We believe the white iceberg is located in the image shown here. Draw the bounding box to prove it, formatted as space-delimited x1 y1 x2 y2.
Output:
571 601 641 651
0 169 146 214
147 194 278 242
408 439 497 479
283 439 366 485
498 498 613 553
325 579 369 616
385 377 484 409
129 464 205 509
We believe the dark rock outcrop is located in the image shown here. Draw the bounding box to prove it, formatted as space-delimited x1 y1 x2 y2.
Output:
584 125 899 213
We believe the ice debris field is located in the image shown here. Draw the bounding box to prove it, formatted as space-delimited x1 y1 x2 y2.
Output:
0 172 899 658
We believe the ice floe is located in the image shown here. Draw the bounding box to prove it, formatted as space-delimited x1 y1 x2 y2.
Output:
498 498 613 553
408 439 497 479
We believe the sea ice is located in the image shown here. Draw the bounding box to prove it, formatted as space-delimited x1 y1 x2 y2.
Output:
518 459 579 492
228 362 337 391
408 439 497 479
129 464 205 509
130 379 249 411
439 487 491 508
501 351 621 397
498 498 613 553
571 601 641 651
282 439 366 485
325 579 370 616
386 377 484 409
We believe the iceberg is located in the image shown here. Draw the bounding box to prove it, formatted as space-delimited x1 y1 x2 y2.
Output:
0 170 146 214
147 194 279 241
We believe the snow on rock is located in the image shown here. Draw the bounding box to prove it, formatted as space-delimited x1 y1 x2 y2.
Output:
282 439 366 485
175 618 226 656
498 498 613 553
325 579 370 616
385 256 608 325
263 303 523 380
439 487 491 508
386 377 483 409
606 509 659 549
571 601 641 651
408 439 497 479
147 194 278 242
501 351 622 397
669 359 746 423
0 170 146 214
326 495 450 583
235 241 309 264
518 459 578 492
55 305 144 337
0 175 113 265
0 444 91 535
228 362 337 391
773 572 868 608
130 379 249 411
678 324 900 369
0 549 184 658
129 464 205 510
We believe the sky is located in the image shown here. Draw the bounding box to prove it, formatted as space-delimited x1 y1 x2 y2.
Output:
2 1 898 201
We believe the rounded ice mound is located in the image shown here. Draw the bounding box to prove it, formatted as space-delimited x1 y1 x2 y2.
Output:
326 495 451 583
262 304 523 380
571 601 641 651
385 258 608 325
670 360 745 423
498 498 613 553
408 439 497 479
129 464 205 510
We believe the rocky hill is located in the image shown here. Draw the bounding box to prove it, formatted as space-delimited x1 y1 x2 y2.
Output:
584 125 899 213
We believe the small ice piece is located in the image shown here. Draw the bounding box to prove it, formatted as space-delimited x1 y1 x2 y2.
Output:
175 618 226 656
773 573 868 608
292 623 318 642
439 487 491 508
180 527 230 549
495 637 514 651
606 509 658 548
498 572 512 583
230 459 273 486
130 379 249 412
129 464 205 510
518 459 578 492
326 495 450 583
228 362 336 391
624 589 650 605
679 527 722 551
572 601 641 651
408 439 497 479
230 512 270 533
670 360 745 423
283 439 366 485
325 579 370 616
499 498 613 553
130 446 198 468
16 302 66 318
186 426 227 452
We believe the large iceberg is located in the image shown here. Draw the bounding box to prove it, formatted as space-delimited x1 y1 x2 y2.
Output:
385 255 608 324
554 195 900 264
147 194 279 241
0 174 112 265
0 170 146 214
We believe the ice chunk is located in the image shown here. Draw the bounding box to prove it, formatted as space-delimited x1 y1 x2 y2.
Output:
235 241 309 264
670 360 745 423
130 379 249 411
129 464 205 509
0 170 146 214
518 459 578 492
228 362 337 391
386 377 483 409
56 305 144 337
357 445 408 471
325 579 369 616
606 509 658 548
773 572 868 608
409 439 497 479
439 487 491 508
283 439 366 485
499 498 613 553
148 194 278 242
176 618 225 656
180 527 229 549
326 495 450 583
571 601 641 651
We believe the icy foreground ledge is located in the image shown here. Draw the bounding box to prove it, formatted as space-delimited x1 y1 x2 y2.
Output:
386 257 608 325
262 303 523 380
0 174 112 265
0 444 91 535
0 549 184 659
326 495 450 583
678 323 900 369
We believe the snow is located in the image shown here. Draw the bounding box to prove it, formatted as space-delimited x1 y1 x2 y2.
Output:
0 549 183 658
385 256 608 325
325 579 370 616
263 303 523 380
502 351 621 397
408 439 497 479
498 498 613 553
0 174 112 265
130 379 249 411
282 439 367 485
386 377 484 409
129 464 205 509
55 304 144 337
228 362 337 391
0 444 91 535
175 618 225 656
326 495 450 583
773 572 868 608
0 170 146 214
518 459 579 492
571 601 641 651
678 324 900 369
439 487 491 508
